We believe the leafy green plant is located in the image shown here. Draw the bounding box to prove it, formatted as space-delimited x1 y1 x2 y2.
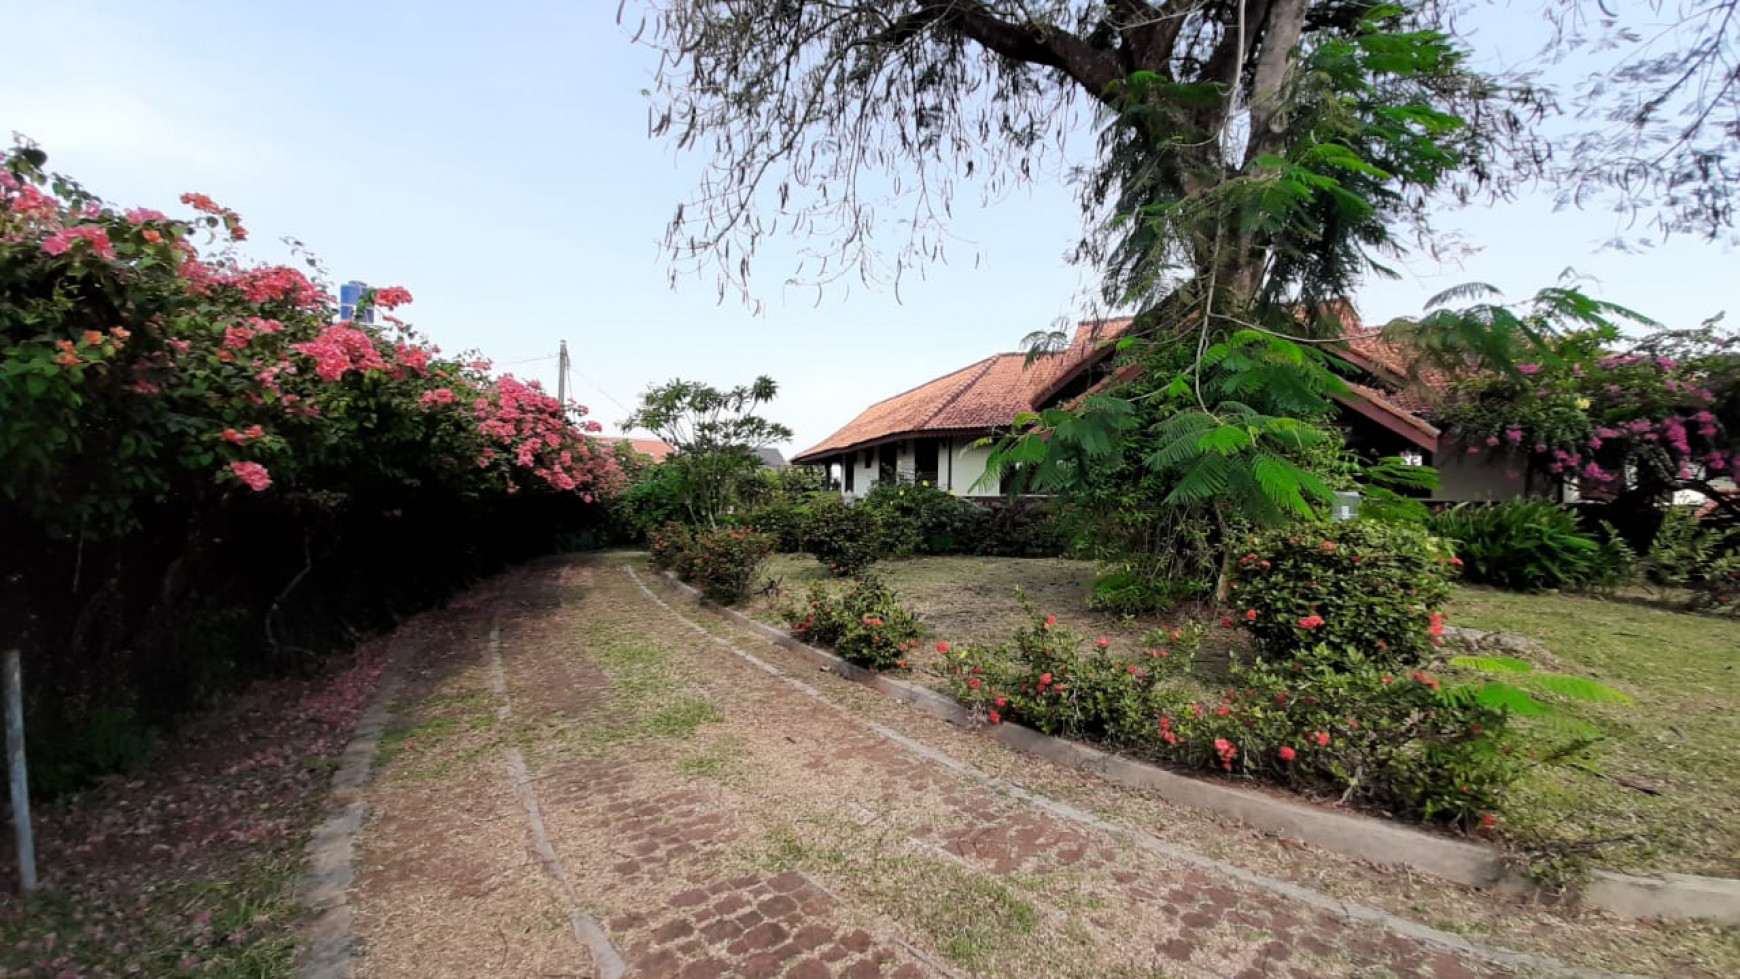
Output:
648 522 695 573
1232 519 1458 669
1086 569 1208 615
1634 506 1740 611
1428 501 1620 592
799 498 886 577
676 527 773 605
782 575 923 670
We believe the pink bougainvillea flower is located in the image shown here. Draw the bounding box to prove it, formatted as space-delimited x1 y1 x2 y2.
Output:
373 286 414 309
1297 614 1325 629
1517 363 1540 374
229 461 272 491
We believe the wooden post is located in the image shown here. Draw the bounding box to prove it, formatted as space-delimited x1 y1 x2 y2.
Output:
4 647 35 892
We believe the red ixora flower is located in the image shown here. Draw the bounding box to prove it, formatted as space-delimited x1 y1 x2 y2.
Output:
1095 637 1111 648
987 709 1002 724
936 641 951 654
1480 813 1498 830
1045 614 1058 627
1298 614 1325 630
1278 746 1296 762
1244 609 1258 621
1312 731 1330 747
1220 617 1234 628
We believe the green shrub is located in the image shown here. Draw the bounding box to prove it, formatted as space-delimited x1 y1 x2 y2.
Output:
1087 569 1210 615
940 608 1197 745
1152 647 1520 825
649 522 694 572
1428 501 1619 592
800 498 886 577
1635 506 1740 611
783 575 924 670
860 482 977 555
1231 519 1457 670
679 527 774 604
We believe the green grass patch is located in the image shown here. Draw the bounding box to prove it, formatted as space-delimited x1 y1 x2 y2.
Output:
1446 586 1740 876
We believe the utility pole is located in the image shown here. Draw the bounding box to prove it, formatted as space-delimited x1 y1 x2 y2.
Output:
556 340 569 410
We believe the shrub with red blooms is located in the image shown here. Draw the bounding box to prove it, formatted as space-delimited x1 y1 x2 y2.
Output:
781 574 923 670
1231 520 1457 670
940 605 1201 745
1146 643 1518 825
670 526 774 604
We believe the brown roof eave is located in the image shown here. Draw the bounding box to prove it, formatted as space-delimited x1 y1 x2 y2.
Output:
789 427 1000 465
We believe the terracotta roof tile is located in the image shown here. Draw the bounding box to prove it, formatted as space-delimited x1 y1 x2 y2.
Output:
608 438 675 463
792 318 1131 463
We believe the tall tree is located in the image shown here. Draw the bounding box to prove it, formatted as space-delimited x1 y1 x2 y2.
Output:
638 1 1533 322
1546 0 1740 243
638 1 1533 531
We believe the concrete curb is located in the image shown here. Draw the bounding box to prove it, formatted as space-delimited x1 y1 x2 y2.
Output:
296 636 409 979
654 569 1740 926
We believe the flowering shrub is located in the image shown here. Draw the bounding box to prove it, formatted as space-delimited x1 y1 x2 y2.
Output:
1437 327 1738 513
671 527 773 604
649 522 696 573
783 575 924 670
942 610 1199 745
941 611 1522 825
0 144 623 782
1150 645 1519 825
1231 520 1458 669
800 498 886 576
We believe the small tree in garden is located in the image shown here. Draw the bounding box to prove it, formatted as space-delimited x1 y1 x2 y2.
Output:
623 376 792 527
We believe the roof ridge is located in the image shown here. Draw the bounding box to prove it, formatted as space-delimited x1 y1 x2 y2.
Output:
855 353 1004 413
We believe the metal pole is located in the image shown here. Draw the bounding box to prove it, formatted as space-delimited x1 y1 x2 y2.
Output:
556 340 569 408
4 648 36 892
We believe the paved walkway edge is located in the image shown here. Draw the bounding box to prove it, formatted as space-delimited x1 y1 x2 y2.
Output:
296 635 409 979
652 568 1740 927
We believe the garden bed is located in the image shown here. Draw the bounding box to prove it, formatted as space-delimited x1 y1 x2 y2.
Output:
748 553 1740 878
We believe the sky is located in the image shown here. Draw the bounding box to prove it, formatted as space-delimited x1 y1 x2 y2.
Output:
3 1 1731 455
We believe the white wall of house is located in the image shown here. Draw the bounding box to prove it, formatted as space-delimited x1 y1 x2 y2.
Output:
951 440 994 496
1433 444 1536 502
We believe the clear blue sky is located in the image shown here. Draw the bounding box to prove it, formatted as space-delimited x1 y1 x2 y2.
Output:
4 1 1730 454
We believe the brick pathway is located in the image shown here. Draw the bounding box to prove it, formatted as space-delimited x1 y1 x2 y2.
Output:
342 558 1618 979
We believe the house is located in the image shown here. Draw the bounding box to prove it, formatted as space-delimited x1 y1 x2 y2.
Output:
794 316 1548 503
791 319 1134 497
753 447 789 469
608 438 676 463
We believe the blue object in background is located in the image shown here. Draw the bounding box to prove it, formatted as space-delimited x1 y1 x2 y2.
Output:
338 280 374 324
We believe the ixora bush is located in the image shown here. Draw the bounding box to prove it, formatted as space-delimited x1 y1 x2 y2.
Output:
782 575 924 670
0 144 624 787
940 607 1523 826
654 524 773 604
1428 501 1625 592
1231 520 1458 670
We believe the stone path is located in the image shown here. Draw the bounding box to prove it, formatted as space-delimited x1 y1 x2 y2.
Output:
336 556 1694 979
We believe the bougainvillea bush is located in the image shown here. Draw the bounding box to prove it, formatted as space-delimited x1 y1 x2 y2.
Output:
1436 324 1740 527
782 575 924 670
0 143 623 785
1230 520 1458 670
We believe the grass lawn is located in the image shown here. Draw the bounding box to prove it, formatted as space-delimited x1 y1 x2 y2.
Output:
749 552 1740 878
1447 588 1740 877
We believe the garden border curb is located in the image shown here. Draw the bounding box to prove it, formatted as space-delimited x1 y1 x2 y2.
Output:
654 569 1740 926
295 634 409 979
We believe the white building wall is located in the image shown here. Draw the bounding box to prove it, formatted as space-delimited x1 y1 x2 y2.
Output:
1432 444 1535 502
951 441 994 496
